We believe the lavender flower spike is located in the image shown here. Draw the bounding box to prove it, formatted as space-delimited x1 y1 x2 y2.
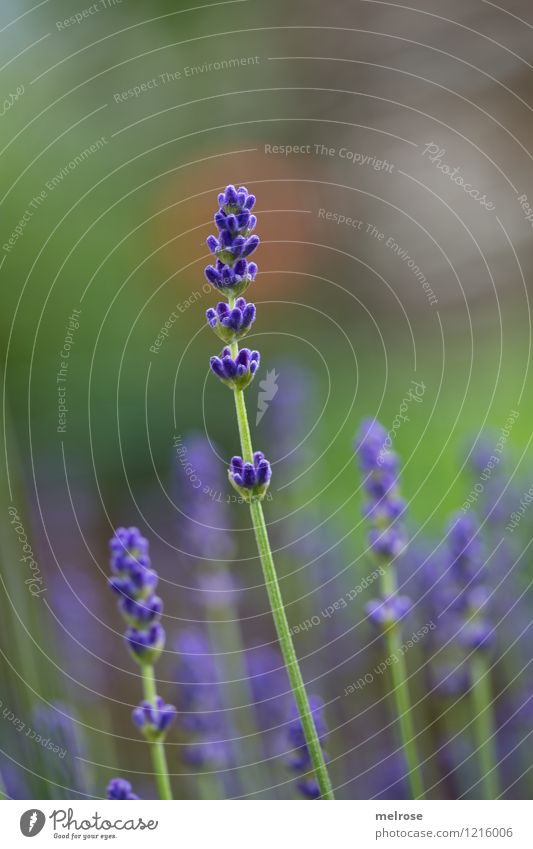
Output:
229 452 272 501
108 527 175 799
204 184 334 799
210 346 260 390
205 185 259 297
107 778 139 800
109 527 165 665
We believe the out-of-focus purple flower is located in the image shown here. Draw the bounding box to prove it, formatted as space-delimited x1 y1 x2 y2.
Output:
366 595 412 628
210 346 260 390
447 513 484 585
355 419 408 560
229 452 272 501
107 778 139 800
175 629 231 768
206 298 256 343
247 645 290 731
287 696 329 800
132 697 176 742
175 435 236 562
31 702 89 798
108 527 165 665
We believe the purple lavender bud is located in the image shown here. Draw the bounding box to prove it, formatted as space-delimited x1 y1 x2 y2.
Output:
228 452 272 501
107 778 139 800
126 622 164 664
366 594 412 628
210 347 260 390
132 696 176 741
206 307 217 328
447 512 483 583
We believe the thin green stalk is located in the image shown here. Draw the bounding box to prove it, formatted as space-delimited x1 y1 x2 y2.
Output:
470 652 500 799
229 368 334 799
141 665 173 800
380 567 424 800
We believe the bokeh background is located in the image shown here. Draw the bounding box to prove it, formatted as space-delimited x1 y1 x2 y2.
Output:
1 0 533 800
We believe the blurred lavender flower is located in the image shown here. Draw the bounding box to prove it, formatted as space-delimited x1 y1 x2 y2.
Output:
287 696 329 799
108 528 175 799
132 697 176 743
356 419 408 560
176 434 236 563
175 629 231 769
107 778 139 800
108 527 165 665
30 702 90 797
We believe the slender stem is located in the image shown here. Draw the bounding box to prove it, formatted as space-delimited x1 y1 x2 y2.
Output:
470 652 500 799
230 380 334 799
141 665 173 800
380 567 425 800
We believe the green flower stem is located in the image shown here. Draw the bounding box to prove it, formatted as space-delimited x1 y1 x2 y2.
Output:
470 652 500 799
228 364 334 800
141 664 173 800
380 566 425 800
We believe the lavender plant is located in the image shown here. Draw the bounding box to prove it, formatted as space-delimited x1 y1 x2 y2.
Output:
205 185 334 799
355 419 424 799
446 513 500 798
108 527 175 800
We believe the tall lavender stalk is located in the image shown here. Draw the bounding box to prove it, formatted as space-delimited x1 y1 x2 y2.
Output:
446 514 500 798
355 419 424 799
108 527 175 800
205 185 334 799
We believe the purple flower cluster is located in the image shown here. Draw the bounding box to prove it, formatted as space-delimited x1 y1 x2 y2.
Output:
108 527 176 762
355 419 407 559
206 185 272 501
287 696 329 799
205 185 259 297
355 419 412 628
210 346 260 390
206 298 256 344
107 778 139 800
447 514 494 652
175 629 231 768
108 527 164 665
366 595 412 628
229 452 272 501
132 696 176 743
